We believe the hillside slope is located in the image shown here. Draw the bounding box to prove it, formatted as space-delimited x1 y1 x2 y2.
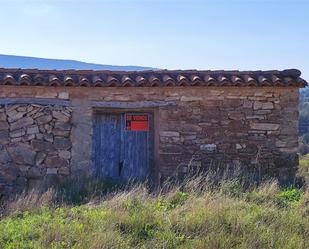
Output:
0 54 153 71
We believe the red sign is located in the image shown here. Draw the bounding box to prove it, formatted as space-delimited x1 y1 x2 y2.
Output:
126 114 149 131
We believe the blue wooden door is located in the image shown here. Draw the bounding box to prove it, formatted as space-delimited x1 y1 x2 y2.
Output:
93 112 153 180
93 114 121 178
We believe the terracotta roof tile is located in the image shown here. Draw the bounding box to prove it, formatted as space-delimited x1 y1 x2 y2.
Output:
191 75 202 86
136 75 146 86
0 68 306 87
106 76 119 86
231 75 242 86
149 75 160 86
204 75 215 85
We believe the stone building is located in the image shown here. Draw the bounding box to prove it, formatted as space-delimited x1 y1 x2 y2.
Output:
0 68 307 195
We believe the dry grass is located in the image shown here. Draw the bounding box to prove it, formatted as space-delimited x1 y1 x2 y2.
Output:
0 175 308 249
1 188 55 217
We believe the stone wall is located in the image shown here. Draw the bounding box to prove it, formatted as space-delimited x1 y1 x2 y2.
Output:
0 104 72 196
0 86 300 195
158 89 299 183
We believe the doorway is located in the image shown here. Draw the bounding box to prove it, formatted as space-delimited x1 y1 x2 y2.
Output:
93 111 154 181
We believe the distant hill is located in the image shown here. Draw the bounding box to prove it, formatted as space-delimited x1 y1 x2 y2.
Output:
0 54 154 71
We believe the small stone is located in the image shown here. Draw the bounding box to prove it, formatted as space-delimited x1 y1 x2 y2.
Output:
253 101 261 110
31 140 54 152
52 129 70 137
11 137 22 143
27 105 34 113
35 152 47 166
54 122 71 131
5 105 19 113
228 112 244 120
17 106 27 112
183 135 197 140
243 100 253 108
0 163 18 182
0 148 11 164
54 137 72 150
250 123 280 131
22 134 35 142
200 144 216 152
0 130 9 144
180 96 203 101
58 167 70 175
27 108 39 117
160 131 180 137
261 102 274 110
36 115 52 125
44 124 53 132
254 110 272 115
246 115 265 120
58 92 69 100
276 140 287 147
58 150 71 159
253 101 274 110
39 125 46 133
36 133 44 140
7 143 36 165
279 147 298 153
31 104 42 108
6 109 18 117
27 125 39 134
0 121 9 130
61 111 71 118
182 123 202 132
10 129 25 138
52 111 70 122
35 92 57 99
32 110 44 119
0 112 7 121
43 133 54 142
10 117 34 131
254 91 267 97
7 111 26 122
65 107 73 113
192 108 201 114
45 156 68 168
46 168 58 175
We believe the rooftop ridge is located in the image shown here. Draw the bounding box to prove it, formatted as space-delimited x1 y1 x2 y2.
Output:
0 68 306 87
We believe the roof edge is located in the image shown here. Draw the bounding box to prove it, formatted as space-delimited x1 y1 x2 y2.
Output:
0 68 306 88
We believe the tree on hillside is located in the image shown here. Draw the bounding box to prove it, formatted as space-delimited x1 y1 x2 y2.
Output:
299 87 309 154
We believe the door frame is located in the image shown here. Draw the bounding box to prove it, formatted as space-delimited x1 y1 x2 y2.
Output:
92 107 159 183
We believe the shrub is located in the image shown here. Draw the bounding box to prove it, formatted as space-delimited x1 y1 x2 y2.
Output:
276 187 303 207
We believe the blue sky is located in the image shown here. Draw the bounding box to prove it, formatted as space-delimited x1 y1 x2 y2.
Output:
0 0 308 79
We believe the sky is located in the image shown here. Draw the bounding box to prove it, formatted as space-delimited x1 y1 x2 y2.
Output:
0 0 308 79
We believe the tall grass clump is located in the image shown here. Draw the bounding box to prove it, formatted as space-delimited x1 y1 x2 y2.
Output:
0 174 308 249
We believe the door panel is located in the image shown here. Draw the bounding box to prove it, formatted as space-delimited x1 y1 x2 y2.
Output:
93 114 121 178
121 113 153 180
93 112 153 181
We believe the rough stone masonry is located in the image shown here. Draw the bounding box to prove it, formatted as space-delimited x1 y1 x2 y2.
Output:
0 104 72 194
0 68 307 197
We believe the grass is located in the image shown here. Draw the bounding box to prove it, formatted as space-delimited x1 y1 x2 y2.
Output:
299 154 309 179
0 175 308 249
